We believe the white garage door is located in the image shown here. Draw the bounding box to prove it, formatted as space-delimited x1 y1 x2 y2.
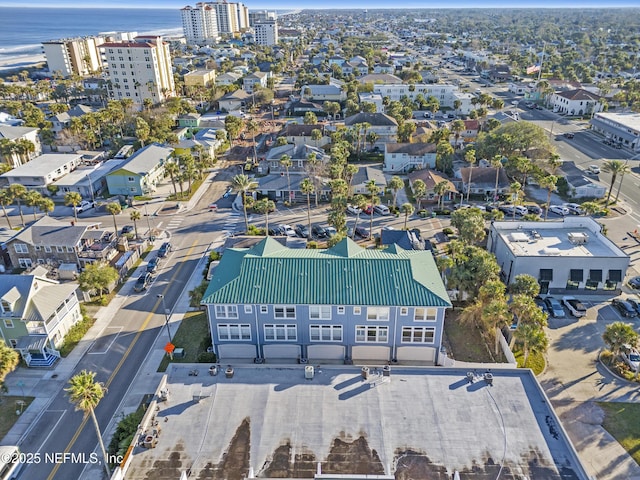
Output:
396 346 436 363
307 345 346 361
217 344 256 359
263 344 300 359
352 346 390 363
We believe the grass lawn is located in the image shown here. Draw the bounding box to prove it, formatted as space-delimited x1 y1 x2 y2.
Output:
598 402 640 466
443 310 506 363
0 396 34 439
514 349 545 375
157 311 212 372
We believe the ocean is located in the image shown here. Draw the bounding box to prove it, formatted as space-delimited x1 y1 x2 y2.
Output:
0 7 183 65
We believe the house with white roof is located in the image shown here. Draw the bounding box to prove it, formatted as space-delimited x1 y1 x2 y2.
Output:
0 125 42 167
0 153 82 194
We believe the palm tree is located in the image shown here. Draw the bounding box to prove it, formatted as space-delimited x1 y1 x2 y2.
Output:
23 190 42 221
514 323 549 368
602 159 630 206
279 155 292 203
65 370 111 477
490 155 503 204
433 180 449 209
509 181 522 220
37 197 55 216
64 191 83 223
412 179 427 210
539 175 557 221
253 198 275 236
300 178 315 238
0 188 14 229
8 184 26 226
245 118 259 162
164 161 180 198
130 209 141 239
464 149 476 202
388 176 405 209
232 174 258 232
401 203 414 230
365 179 380 239
105 202 122 236
450 119 465 148
350 194 367 239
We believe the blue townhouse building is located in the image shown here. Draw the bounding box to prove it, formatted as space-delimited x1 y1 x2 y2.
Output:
201 237 451 364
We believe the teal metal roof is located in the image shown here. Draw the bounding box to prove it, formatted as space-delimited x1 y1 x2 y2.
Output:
202 237 451 307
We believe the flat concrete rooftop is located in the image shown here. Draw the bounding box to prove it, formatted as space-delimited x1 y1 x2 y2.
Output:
125 365 588 480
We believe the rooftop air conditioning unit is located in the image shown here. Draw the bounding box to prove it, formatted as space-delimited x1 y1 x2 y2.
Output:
568 232 589 245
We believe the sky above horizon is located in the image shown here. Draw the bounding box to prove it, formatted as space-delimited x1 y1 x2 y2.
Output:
0 0 636 8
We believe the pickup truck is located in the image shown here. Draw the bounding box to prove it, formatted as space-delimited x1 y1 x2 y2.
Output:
562 296 587 317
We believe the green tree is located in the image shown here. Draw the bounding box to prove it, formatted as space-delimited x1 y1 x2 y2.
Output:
0 188 14 229
129 209 141 239
303 111 318 125
164 161 180 198
37 197 55 216
8 184 26 226
232 174 258 232
450 207 486 244
539 175 557 221
65 191 83 223
135 117 151 147
105 202 122 236
412 179 427 210
253 198 275 236
510 274 540 297
300 178 315 238
224 115 243 146
280 154 293 203
401 203 414 230
0 339 19 384
433 180 449 209
78 262 119 299
464 149 476 202
602 159 630 207
602 322 639 358
350 194 367 239
388 176 405 209
23 190 42 221
365 179 380 238
447 242 501 299
514 323 549 368
65 370 111 477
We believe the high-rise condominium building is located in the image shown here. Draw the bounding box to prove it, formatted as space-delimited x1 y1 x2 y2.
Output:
181 1 249 44
43 37 105 77
101 36 175 107
249 10 276 26
254 20 279 46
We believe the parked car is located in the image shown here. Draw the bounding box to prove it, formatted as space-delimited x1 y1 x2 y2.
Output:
562 296 587 317
222 186 233 198
158 242 172 258
526 205 542 215
549 205 570 216
514 205 528 216
311 224 327 238
354 226 370 239
374 204 390 215
279 224 296 237
563 203 583 215
134 272 152 292
626 298 640 315
544 296 566 318
611 298 638 318
121 225 134 235
587 165 600 175
325 226 337 238
208 203 218 211
346 204 362 215
74 200 95 213
295 224 309 238
362 205 374 215
498 204 515 215
629 276 640 289
563 132 575 139
146 257 160 274
622 348 640 371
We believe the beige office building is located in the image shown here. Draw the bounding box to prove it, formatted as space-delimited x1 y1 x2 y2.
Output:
43 37 104 77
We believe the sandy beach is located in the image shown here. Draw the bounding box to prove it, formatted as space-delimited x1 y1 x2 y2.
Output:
0 54 47 73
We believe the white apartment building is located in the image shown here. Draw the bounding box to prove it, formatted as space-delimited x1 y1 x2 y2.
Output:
372 84 472 113
181 3 219 44
249 10 276 25
101 36 175 107
42 37 104 77
254 20 278 46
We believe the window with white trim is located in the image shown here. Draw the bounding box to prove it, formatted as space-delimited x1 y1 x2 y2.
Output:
310 325 342 342
264 324 297 341
366 307 389 321
18 258 32 268
9 339 16 348
260 305 268 314
244 305 252 314
34 246 41 251
402 326 435 343
1 300 12 313
274 305 295 319
400 307 408 316
353 306 361 315
215 305 239 319
14 244 28 253
217 323 251 340
356 325 388 343
337 306 345 315
66 246 74 252
309 305 331 320
56 246 64 253
44 246 52 252
414 307 437 321
3 319 14 328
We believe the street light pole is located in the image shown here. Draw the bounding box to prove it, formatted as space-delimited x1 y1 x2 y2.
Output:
157 294 173 343
144 202 152 237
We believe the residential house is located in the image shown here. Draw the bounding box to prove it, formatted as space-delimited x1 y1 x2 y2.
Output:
0 112 24 127
351 166 387 194
0 125 42 168
0 269 82 367
288 99 325 117
373 63 394 74
344 112 398 147
301 81 346 102
0 153 82 194
358 92 384 113
262 143 328 176
487 217 629 294
49 104 97 136
256 173 330 203
357 73 403 85
384 143 436 173
216 72 243 86
407 169 457 204
275 124 331 148
174 127 224 160
177 113 201 128
52 160 119 200
590 112 640 151
5 216 116 270
550 89 603 116
218 89 251 112
184 69 216 88
201 237 451 363
488 64 512 83
558 161 606 199
460 119 480 144
456 166 510 199
243 71 269 94
105 143 174 196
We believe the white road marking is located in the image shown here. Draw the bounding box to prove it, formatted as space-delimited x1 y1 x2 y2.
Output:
87 327 123 354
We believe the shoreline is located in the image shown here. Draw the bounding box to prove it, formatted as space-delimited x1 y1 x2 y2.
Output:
0 54 47 74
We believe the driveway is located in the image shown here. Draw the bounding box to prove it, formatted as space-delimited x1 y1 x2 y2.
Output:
539 298 640 480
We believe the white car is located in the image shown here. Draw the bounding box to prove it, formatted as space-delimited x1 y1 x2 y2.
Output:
514 205 528 216
373 204 390 215
587 165 600 175
622 349 640 372
74 200 95 213
549 205 570 216
346 204 362 215
562 296 587 317
279 224 296 237
563 203 583 215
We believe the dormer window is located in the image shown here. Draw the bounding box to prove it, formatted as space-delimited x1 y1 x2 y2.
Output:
1 299 12 313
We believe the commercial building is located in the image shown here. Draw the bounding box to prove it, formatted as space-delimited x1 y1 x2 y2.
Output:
487 216 629 294
248 9 276 25
372 83 473 113
590 112 640 151
42 36 104 77
202 237 451 364
101 36 175 107
253 19 279 46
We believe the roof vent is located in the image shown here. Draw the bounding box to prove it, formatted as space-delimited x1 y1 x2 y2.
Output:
568 232 589 245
